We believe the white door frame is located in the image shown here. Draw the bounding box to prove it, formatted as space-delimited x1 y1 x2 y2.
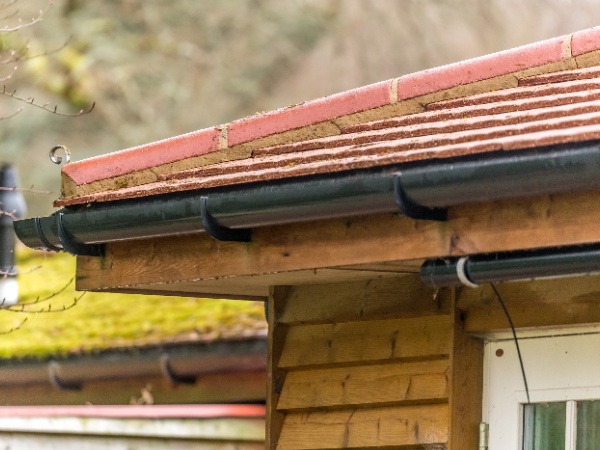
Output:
483 326 600 449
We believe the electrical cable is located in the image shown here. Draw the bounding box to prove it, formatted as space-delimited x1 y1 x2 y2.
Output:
490 283 531 404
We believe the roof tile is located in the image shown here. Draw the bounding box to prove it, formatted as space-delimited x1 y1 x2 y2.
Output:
396 36 565 101
572 26 600 57
518 66 600 86
63 126 222 185
227 80 393 147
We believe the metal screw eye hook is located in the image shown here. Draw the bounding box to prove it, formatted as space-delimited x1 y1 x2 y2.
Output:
49 145 71 165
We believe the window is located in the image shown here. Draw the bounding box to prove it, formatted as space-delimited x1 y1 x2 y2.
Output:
484 328 600 449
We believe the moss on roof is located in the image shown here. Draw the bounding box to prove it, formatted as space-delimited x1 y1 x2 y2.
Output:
0 248 266 360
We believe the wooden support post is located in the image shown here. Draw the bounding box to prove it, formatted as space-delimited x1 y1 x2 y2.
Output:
266 286 288 450
449 287 484 450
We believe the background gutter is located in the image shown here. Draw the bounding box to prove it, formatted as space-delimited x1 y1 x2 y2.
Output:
0 338 266 391
15 140 600 252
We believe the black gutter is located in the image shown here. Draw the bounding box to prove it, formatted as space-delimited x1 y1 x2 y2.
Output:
420 244 600 287
0 338 267 391
14 141 600 253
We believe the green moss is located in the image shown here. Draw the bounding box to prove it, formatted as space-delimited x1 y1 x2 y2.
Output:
0 249 266 360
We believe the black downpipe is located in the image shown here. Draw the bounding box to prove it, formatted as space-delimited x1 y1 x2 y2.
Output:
14 140 600 253
420 245 600 287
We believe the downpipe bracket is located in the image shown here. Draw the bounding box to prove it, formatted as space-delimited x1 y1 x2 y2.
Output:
394 172 448 221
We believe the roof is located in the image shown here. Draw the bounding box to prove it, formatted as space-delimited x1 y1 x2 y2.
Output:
0 249 267 403
55 26 600 207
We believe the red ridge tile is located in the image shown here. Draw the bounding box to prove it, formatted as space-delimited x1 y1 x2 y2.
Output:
227 80 393 147
572 26 600 57
396 36 565 100
63 127 222 185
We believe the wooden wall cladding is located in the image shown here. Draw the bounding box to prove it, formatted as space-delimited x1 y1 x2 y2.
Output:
266 277 478 450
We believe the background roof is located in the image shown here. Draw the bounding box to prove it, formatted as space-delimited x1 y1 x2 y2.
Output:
0 249 266 360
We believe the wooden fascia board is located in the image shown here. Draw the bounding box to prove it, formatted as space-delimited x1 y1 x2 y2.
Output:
76 189 600 293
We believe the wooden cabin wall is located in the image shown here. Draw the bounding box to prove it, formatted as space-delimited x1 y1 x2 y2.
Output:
266 276 483 450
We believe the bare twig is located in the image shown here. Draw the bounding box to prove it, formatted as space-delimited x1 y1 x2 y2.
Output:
0 209 17 220
9 35 73 63
0 86 95 116
3 291 85 314
8 276 73 307
0 1 51 33
0 66 17 83
0 185 54 194
0 317 27 334
0 268 17 277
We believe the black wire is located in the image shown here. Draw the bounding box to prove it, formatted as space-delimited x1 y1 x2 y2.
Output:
490 283 531 405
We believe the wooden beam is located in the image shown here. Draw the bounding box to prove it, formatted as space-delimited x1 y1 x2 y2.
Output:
266 286 288 450
448 288 483 450
77 190 600 294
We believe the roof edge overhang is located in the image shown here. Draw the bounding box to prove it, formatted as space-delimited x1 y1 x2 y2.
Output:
14 140 600 255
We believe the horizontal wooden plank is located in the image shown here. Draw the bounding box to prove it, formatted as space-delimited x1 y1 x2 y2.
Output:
457 278 600 333
277 359 449 411
277 404 448 449
279 276 442 325
458 276 600 310
467 302 600 334
279 315 451 369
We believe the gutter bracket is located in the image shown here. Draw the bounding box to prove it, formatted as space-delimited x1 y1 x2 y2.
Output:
34 217 62 252
48 361 82 392
56 213 105 257
160 354 196 385
394 172 448 221
200 196 252 242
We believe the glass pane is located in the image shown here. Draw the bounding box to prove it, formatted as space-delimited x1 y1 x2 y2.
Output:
577 400 600 449
523 402 566 450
